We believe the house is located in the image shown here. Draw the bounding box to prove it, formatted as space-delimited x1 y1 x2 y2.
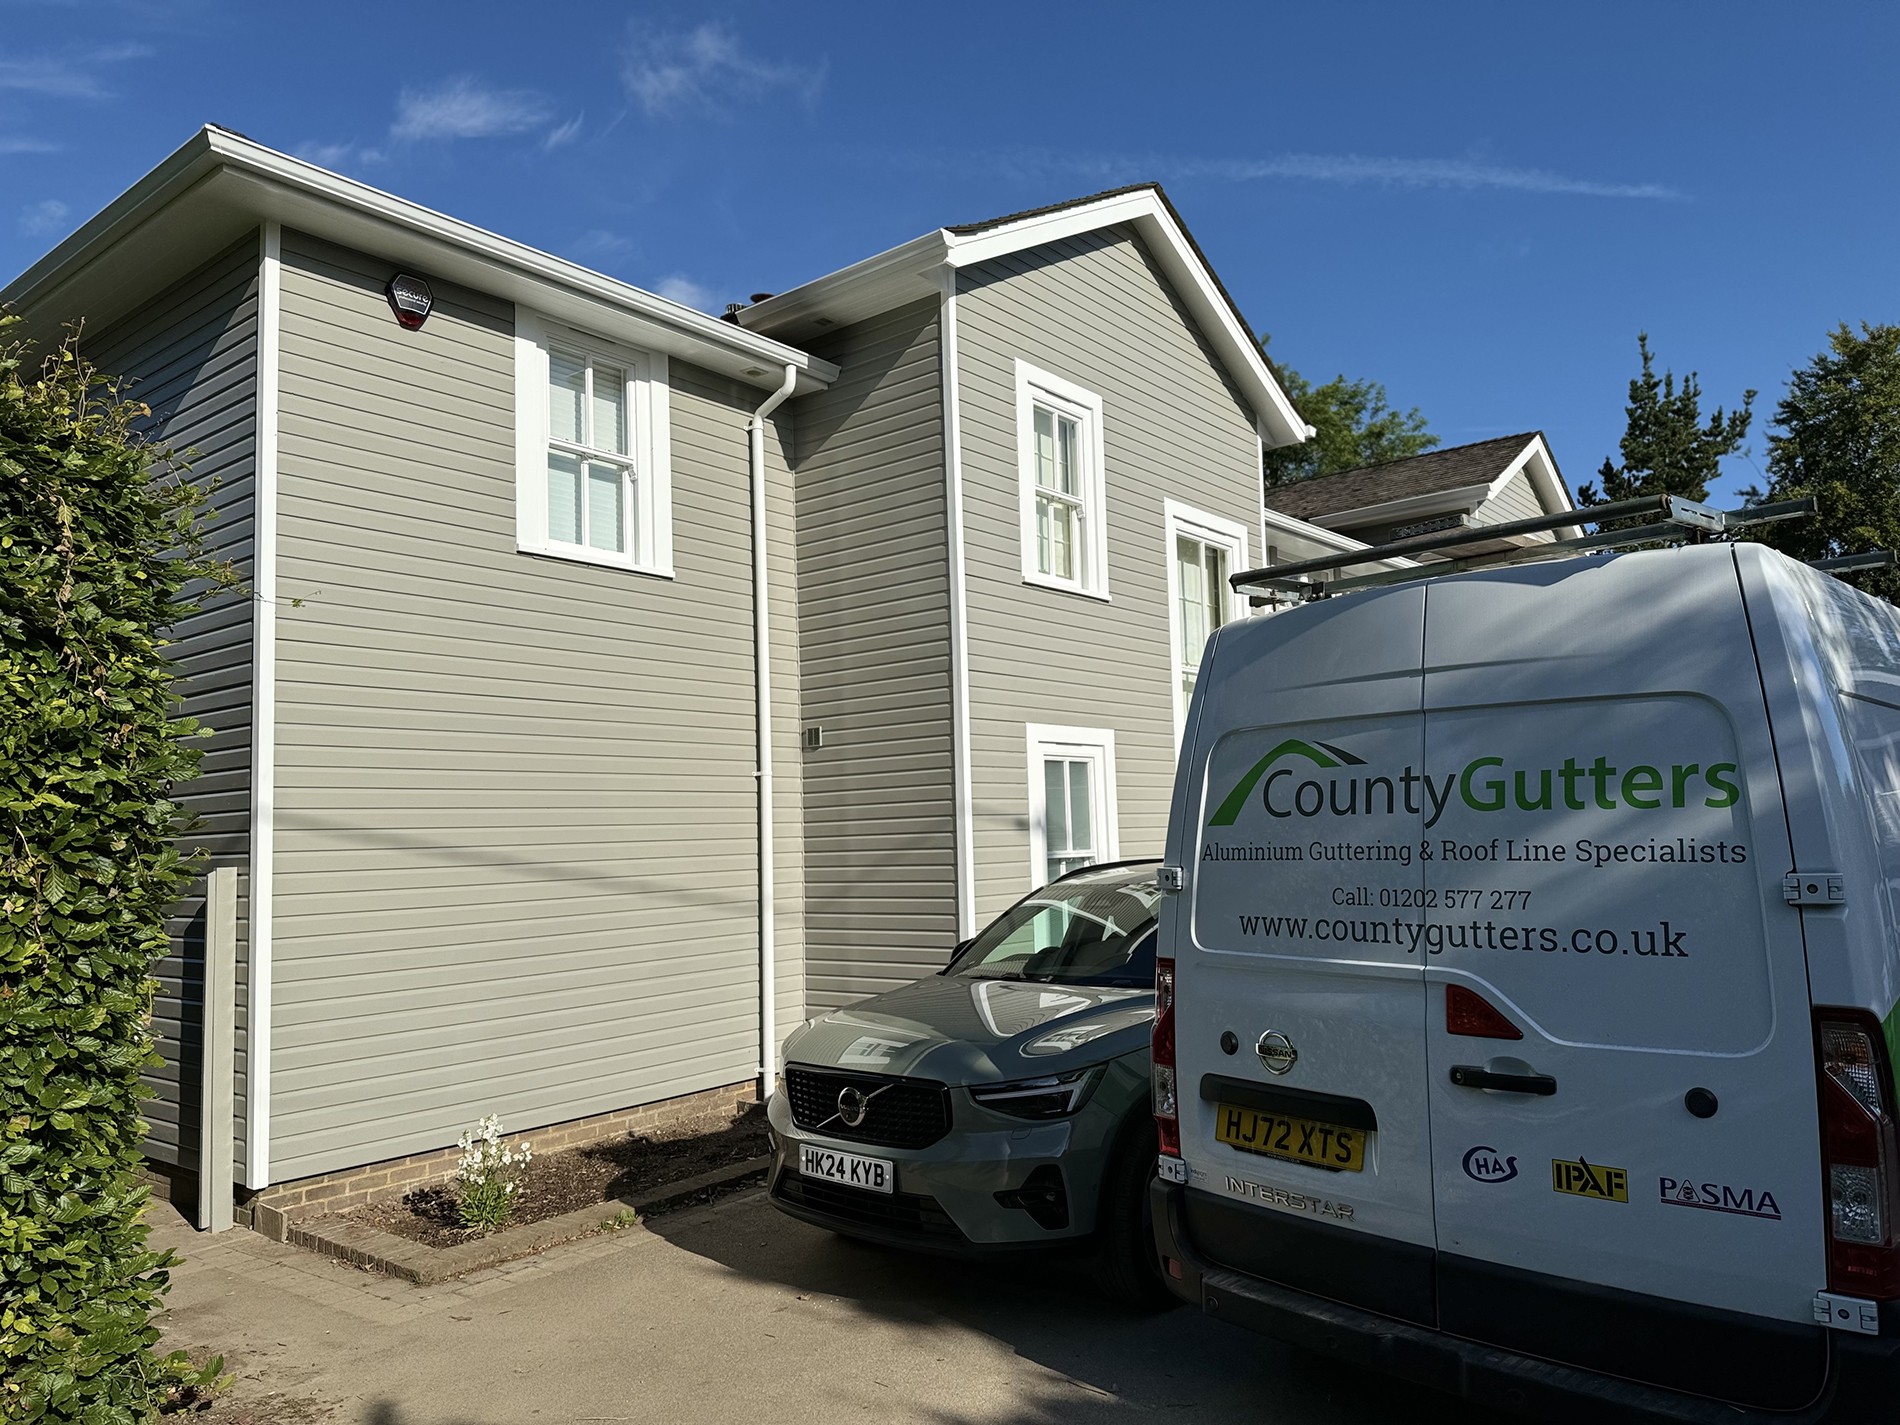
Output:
1262 431 1582 561
2 128 1339 1223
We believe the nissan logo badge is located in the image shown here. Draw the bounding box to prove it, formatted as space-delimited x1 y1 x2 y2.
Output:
386 273 434 330
1256 1030 1298 1076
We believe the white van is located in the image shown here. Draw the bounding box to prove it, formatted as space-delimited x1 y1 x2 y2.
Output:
1151 539 1900 1421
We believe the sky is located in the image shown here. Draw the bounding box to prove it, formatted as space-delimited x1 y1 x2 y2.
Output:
2 1 1896 506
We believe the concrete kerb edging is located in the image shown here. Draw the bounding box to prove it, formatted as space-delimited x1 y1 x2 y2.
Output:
282 1155 772 1286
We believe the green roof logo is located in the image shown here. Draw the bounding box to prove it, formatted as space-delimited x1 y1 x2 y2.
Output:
1208 739 1365 826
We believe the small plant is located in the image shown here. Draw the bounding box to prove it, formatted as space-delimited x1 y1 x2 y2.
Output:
453 1115 532 1234
602 1208 642 1232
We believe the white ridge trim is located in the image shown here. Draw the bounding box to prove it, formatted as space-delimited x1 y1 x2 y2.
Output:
245 220 280 1188
939 267 977 939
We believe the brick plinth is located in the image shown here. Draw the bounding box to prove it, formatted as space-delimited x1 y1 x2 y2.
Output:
237 1080 758 1239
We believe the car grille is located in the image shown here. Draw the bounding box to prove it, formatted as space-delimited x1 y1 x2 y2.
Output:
772 1169 965 1242
783 1067 952 1149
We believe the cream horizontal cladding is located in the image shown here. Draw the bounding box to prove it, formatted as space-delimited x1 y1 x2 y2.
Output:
269 230 799 1181
86 233 260 1177
791 298 958 1008
1478 467 1552 534
955 225 1261 918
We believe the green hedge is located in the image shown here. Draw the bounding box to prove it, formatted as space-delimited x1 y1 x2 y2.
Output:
0 320 231 1423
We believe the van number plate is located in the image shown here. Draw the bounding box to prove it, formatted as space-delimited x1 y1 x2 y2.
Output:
798 1144 894 1195
1215 1104 1364 1172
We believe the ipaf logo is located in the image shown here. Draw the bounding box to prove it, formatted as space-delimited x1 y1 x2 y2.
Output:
1207 736 1741 831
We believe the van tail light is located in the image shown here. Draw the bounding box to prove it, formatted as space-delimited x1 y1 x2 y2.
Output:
1817 1008 1900 1298
1153 958 1179 1157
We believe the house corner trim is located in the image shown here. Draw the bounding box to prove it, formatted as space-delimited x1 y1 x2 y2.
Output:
938 266 976 938
245 219 281 1188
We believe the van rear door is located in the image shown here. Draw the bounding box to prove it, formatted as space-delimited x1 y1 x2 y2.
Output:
1417 552 1826 1410
1175 588 1439 1323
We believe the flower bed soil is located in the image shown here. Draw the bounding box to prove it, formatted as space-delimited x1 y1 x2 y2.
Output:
347 1104 771 1248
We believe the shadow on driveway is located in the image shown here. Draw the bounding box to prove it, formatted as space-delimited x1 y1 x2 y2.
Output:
644 1191 1513 1424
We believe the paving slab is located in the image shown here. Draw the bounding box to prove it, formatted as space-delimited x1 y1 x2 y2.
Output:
151 1190 1509 1425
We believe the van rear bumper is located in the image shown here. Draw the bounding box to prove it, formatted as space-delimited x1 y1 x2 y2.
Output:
1152 1180 1900 1423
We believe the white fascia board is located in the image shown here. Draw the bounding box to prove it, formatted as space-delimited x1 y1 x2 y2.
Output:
944 194 1307 450
1301 481 1495 532
741 188 1307 446
2 126 837 396
737 230 949 337
1261 506 1417 571
1508 434 1586 540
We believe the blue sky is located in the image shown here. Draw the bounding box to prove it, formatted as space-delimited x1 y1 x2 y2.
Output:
3 1 1894 505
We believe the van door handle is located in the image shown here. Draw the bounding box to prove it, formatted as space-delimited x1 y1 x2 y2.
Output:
1449 1065 1556 1096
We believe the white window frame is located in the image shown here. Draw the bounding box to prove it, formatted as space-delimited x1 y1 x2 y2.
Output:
1025 723 1120 887
1015 360 1109 601
515 309 673 577
1163 500 1250 742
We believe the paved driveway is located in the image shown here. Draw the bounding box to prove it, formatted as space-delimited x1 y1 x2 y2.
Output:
153 1188 1510 1425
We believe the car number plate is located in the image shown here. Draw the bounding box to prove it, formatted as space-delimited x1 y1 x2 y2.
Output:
798 1143 894 1195
1215 1103 1365 1172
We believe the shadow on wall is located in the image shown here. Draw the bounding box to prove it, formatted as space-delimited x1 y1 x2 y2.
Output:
644 1200 1508 1425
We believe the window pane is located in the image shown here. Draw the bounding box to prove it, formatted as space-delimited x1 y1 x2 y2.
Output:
1205 545 1229 626
1055 414 1079 495
1068 760 1093 854
1044 758 1070 855
1040 495 1076 580
591 363 627 455
1177 535 1207 665
549 353 584 444
586 462 624 553
547 452 583 545
1034 407 1057 491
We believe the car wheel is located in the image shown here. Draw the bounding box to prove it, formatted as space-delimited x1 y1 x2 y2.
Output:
1092 1119 1179 1312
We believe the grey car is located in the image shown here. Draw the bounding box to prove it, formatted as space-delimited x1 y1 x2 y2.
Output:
765 860 1170 1305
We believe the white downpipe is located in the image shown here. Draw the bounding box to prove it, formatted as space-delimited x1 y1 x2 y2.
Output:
750 364 797 1095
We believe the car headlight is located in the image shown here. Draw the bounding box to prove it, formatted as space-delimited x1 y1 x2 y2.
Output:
968 1066 1102 1120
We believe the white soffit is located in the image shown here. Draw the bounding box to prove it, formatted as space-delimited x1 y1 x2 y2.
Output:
2 127 837 395
740 187 1307 446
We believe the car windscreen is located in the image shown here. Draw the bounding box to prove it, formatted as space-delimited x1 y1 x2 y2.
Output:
951 869 1162 988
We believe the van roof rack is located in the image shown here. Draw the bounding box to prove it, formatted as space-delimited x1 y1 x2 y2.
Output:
1232 493 1817 602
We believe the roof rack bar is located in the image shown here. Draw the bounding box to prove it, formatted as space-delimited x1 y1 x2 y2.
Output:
1234 495 1820 601
1268 520 1691 599
1235 494 1660 588
1811 549 1897 574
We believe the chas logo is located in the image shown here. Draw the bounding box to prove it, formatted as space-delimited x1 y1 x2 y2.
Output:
1462 1146 1518 1183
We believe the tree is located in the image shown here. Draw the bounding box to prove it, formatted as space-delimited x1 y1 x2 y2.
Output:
1259 344 1437 488
1578 333 1755 506
1743 323 1900 602
1 319 230 1422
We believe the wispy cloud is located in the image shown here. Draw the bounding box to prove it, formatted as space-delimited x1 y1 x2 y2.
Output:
0 137 59 154
544 114 583 151
621 22 824 118
293 140 360 169
391 76 554 142
910 146 1681 201
18 198 68 236
1179 152 1681 200
654 274 718 312
0 44 151 99
568 229 637 264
